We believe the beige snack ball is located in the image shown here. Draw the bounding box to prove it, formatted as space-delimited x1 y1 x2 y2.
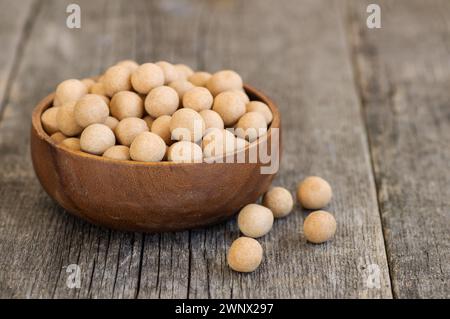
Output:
115 117 149 146
297 176 332 209
145 86 179 118
55 79 88 105
129 131 166 162
188 72 211 87
115 59 139 72
103 145 130 160
183 87 213 112
206 70 243 96
169 80 195 101
202 129 235 159
131 63 164 94
80 123 116 155
232 89 250 104
174 64 194 80
235 111 267 142
74 94 109 128
170 108 205 143
212 91 246 126
60 137 81 151
41 107 60 135
263 187 294 218
57 102 83 136
151 115 172 145
167 141 203 163
143 115 154 130
102 65 132 97
156 61 179 84
50 132 67 144
103 116 119 130
199 109 224 131
237 203 274 238
227 237 263 273
246 101 273 125
303 210 337 244
110 91 144 120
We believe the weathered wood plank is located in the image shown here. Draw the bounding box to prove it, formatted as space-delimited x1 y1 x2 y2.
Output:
347 0 450 298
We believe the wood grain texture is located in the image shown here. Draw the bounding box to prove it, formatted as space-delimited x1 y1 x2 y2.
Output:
347 0 450 298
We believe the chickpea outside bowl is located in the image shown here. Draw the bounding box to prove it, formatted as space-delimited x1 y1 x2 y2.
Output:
30 85 281 232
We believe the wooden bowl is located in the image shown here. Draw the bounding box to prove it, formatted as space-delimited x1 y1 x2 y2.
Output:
30 85 281 232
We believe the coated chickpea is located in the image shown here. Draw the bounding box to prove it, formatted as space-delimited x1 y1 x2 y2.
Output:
169 80 195 101
235 111 267 142
199 109 224 132
151 115 172 145
206 70 243 96
74 94 110 128
41 107 60 135
60 137 81 151
56 102 83 137
145 86 179 118
131 63 164 94
110 91 144 120
227 237 263 273
80 123 116 155
246 101 273 125
170 108 205 142
156 61 179 84
103 116 119 130
55 79 88 104
237 203 274 238
102 65 132 97
303 210 336 244
167 141 203 163
212 91 246 126
129 131 166 162
103 145 130 160
115 117 149 146
297 176 332 209
188 71 211 87
182 87 213 112
174 64 194 80
262 187 294 218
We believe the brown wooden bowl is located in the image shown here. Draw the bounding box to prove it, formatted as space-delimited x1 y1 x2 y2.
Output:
30 85 281 232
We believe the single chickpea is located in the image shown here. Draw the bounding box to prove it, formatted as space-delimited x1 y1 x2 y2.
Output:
145 86 179 118
110 91 144 120
169 80 195 101
143 115 154 130
56 102 83 137
103 116 119 131
182 87 213 112
50 132 67 144
199 109 224 131
156 61 179 84
202 129 236 159
55 79 88 104
129 131 166 162
131 63 164 94
237 203 274 238
169 108 205 143
303 210 337 244
151 115 172 145
102 65 132 97
246 101 273 125
80 123 116 155
212 91 246 126
188 71 211 87
103 145 131 160
227 237 263 273
297 176 332 209
60 137 81 151
41 107 60 135
115 117 149 146
206 70 243 96
167 141 203 163
74 94 110 128
115 59 139 72
174 64 194 80
262 187 294 218
235 111 267 142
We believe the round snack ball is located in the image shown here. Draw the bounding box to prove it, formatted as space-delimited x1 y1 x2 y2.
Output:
60 137 81 151
143 115 154 130
156 61 179 84
182 87 213 112
206 70 243 96
115 59 139 72
232 89 250 104
81 78 96 91
170 108 205 142
103 116 119 130
263 187 294 218
103 145 130 160
145 86 179 118
50 132 67 144
56 102 83 136
227 237 263 273
74 94 109 128
303 210 337 244
246 101 273 125
212 91 246 126
115 117 149 146
202 129 235 159
102 65 132 97
235 111 267 142
90 82 107 96
55 79 88 104
199 109 224 131
167 141 203 163
41 107 60 135
129 131 166 162
188 71 211 87
169 80 195 101
80 123 116 155
237 204 274 238
151 115 172 145
297 176 332 209
131 63 164 94
110 91 144 120
174 64 194 80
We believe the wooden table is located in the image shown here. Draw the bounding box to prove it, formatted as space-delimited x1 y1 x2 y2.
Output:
0 0 448 299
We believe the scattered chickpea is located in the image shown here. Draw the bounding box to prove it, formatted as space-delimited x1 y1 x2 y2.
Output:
41 107 60 135
129 131 166 162
110 91 144 120
246 101 273 125
60 137 81 151
262 187 294 218
131 63 164 94
188 71 211 87
145 86 179 118
115 117 149 146
237 203 274 238
212 91 246 126
183 87 213 112
103 145 131 160
80 123 116 155
167 141 203 163
206 70 243 96
303 210 336 244
297 176 332 209
74 94 110 128
151 115 172 145
227 237 263 273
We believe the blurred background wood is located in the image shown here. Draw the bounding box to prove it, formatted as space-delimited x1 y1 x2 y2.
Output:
0 0 447 298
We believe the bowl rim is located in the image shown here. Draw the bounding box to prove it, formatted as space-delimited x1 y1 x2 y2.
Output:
32 84 281 167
